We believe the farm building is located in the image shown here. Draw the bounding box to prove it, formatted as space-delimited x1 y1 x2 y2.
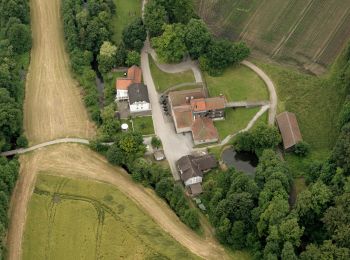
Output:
276 112 303 151
168 88 225 145
176 154 217 196
128 83 151 113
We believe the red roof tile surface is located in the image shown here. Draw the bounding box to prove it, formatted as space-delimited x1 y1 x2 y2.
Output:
191 117 219 142
116 66 142 90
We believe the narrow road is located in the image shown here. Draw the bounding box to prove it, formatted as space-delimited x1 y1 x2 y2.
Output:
141 42 194 180
1 138 89 157
241 60 277 125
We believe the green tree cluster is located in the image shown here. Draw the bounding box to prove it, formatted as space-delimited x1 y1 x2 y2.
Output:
62 0 116 125
0 0 31 256
233 123 281 155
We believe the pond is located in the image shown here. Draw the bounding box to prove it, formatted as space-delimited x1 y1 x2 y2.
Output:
222 148 258 175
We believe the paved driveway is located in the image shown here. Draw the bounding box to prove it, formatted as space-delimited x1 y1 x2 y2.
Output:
141 45 193 180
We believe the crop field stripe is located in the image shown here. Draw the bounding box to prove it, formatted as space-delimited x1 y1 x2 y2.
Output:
272 0 315 57
33 187 164 258
319 11 350 65
313 8 350 62
240 0 266 40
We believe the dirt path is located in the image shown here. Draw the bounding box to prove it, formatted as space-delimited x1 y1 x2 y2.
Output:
8 144 230 260
23 0 95 145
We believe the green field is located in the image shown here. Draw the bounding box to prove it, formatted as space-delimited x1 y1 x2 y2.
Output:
149 55 196 92
111 0 142 44
132 116 154 135
195 0 350 70
22 174 198 260
214 107 262 140
205 65 268 102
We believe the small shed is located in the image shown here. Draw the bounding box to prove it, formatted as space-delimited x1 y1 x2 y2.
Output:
153 150 165 161
276 112 303 151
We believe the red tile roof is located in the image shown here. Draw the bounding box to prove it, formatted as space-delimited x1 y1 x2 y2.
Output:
276 112 303 150
116 66 142 90
191 117 219 142
190 96 226 112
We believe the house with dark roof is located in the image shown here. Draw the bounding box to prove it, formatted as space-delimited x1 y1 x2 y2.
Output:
177 154 217 196
116 65 142 101
128 83 151 113
168 88 225 144
276 111 303 151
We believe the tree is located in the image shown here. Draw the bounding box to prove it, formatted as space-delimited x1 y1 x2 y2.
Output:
294 141 310 157
338 99 350 128
152 24 187 63
126 51 140 66
181 209 200 230
144 0 168 37
231 221 246 249
184 19 211 59
331 123 350 175
281 242 298 260
98 41 117 73
122 18 146 52
199 39 250 76
16 135 28 148
106 144 124 165
155 178 173 198
6 23 31 54
151 136 162 149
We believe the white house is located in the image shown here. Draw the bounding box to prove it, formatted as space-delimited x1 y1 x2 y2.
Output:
128 83 151 113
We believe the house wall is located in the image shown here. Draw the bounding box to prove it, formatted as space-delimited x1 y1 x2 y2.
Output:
130 101 151 113
193 137 218 146
184 176 203 186
116 90 128 101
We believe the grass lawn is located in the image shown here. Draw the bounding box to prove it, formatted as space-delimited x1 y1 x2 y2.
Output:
215 107 262 140
205 65 269 102
132 116 154 135
149 55 196 92
22 174 198 260
110 0 142 44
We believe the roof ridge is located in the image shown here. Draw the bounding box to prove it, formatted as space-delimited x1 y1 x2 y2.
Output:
286 113 296 144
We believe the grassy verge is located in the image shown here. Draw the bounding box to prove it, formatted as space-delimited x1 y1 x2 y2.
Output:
205 64 269 102
110 0 142 44
149 55 195 92
132 116 154 135
214 107 262 140
22 174 198 260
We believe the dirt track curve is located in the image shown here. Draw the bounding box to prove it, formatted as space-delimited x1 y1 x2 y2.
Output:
6 0 230 259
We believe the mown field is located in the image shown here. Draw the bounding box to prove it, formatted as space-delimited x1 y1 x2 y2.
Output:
194 0 350 72
205 65 268 102
22 174 198 260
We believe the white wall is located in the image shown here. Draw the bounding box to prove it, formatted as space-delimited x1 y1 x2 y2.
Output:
184 176 202 186
116 90 128 101
130 101 151 113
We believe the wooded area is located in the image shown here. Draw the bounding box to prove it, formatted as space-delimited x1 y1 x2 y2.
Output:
0 0 31 256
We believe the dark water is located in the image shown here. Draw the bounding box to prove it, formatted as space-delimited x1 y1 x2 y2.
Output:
222 148 258 175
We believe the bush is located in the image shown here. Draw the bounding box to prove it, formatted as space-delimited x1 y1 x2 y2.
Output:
294 141 310 157
151 136 162 149
16 135 28 148
181 209 200 230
